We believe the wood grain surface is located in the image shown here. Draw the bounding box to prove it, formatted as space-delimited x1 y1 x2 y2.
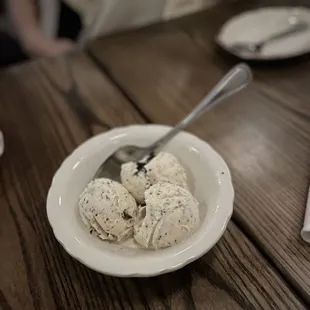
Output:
87 0 310 305
0 52 307 309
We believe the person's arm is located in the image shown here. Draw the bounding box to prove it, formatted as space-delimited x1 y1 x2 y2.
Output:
7 0 75 57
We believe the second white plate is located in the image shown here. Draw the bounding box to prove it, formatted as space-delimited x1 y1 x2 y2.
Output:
216 7 310 60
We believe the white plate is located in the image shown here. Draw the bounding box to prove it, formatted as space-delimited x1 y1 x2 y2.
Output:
216 7 310 60
46 125 234 277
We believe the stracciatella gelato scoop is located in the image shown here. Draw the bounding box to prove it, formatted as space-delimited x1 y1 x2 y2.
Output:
134 182 200 249
121 152 188 203
79 178 138 241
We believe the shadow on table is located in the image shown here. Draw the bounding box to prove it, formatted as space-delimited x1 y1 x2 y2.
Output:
215 45 310 70
72 250 217 308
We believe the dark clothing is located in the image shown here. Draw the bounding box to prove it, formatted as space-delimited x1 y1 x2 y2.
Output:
0 1 82 68
58 1 82 40
0 32 28 67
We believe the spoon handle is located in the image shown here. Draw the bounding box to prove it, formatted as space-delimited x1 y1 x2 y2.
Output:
146 63 252 155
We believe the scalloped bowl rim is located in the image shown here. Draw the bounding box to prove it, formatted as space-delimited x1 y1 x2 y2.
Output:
46 125 234 277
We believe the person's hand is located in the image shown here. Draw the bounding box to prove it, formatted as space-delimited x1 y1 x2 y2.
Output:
22 32 76 58
8 0 76 59
41 38 76 57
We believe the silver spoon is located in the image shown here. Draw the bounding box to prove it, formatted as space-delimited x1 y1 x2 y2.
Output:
94 63 252 181
231 20 308 55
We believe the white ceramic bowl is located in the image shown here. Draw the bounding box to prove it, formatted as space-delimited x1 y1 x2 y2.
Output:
47 125 234 277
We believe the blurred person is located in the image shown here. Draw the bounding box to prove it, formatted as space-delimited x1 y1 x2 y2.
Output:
1 0 217 67
1 0 82 66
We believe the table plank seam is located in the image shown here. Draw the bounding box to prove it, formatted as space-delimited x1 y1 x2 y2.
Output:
39 57 111 136
86 49 152 124
255 87 310 123
232 210 309 308
227 224 301 310
1 157 86 309
5 199 43 310
0 76 108 309
0 289 13 310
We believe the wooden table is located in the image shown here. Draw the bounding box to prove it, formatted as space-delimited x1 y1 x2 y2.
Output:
1 1 310 309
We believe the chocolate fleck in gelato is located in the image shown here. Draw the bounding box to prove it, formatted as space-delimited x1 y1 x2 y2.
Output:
79 178 138 241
